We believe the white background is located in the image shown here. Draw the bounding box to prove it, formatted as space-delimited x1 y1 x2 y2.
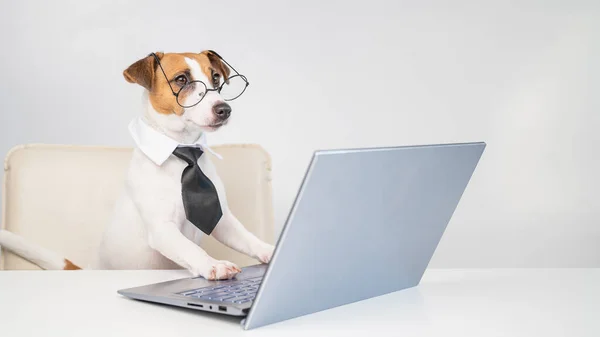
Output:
0 0 598 267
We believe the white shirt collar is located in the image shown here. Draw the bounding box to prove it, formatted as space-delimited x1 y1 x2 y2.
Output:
128 117 223 166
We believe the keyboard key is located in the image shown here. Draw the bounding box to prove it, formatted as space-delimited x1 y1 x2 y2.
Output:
211 291 233 297
234 298 253 304
198 292 217 297
200 295 230 301
179 277 264 298
200 292 230 299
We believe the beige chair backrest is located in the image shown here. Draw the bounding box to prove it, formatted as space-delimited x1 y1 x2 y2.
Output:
1 144 274 270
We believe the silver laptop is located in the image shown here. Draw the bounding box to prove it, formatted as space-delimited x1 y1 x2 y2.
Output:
118 142 486 330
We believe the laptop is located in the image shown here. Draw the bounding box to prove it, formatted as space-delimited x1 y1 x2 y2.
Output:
118 142 486 330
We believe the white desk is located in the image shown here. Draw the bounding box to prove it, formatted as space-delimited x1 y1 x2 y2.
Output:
0 269 598 336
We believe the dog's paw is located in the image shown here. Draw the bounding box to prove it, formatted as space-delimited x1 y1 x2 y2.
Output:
189 259 241 280
254 244 275 264
207 260 241 280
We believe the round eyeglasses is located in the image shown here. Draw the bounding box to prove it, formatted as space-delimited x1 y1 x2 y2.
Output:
149 51 249 108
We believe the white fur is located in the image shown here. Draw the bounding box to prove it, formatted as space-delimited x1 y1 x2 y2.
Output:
0 56 274 279
0 230 66 270
182 56 226 129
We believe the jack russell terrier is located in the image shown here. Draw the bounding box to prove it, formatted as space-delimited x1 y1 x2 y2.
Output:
0 50 275 280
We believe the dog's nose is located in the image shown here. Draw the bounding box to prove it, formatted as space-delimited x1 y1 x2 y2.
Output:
213 102 231 120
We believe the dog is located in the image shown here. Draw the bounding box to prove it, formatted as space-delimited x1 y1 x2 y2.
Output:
0 50 275 280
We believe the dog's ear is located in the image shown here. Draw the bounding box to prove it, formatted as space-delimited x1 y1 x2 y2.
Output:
203 50 231 83
123 52 164 90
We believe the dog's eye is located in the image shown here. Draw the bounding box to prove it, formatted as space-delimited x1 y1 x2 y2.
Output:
212 73 221 87
175 75 188 86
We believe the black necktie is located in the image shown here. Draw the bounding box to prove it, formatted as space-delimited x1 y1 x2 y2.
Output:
173 146 223 235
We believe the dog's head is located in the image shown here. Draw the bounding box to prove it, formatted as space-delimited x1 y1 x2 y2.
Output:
123 51 234 132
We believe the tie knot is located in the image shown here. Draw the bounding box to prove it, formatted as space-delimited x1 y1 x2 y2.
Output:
173 146 204 166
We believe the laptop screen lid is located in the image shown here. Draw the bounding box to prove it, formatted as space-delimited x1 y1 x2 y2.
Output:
242 142 485 329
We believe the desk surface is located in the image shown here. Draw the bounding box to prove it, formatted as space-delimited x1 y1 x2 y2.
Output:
0 269 598 336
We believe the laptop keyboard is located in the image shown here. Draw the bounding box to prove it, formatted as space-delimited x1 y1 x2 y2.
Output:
178 276 263 304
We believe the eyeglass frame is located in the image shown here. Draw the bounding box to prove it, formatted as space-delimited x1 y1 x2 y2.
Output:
148 50 250 108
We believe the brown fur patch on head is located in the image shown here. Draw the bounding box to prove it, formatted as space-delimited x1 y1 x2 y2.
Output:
123 52 186 115
123 52 164 91
202 50 231 84
180 51 229 87
63 259 81 270
146 53 191 115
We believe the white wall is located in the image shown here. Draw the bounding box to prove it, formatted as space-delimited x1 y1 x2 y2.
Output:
1 0 598 267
